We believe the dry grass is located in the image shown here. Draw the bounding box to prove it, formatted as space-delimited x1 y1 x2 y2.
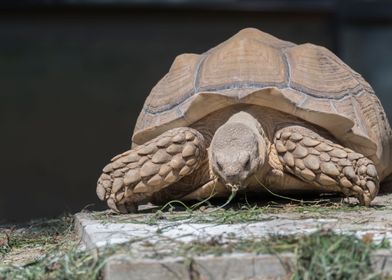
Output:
0 201 390 280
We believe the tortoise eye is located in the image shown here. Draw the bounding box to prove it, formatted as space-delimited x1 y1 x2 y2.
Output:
244 158 251 169
216 160 223 171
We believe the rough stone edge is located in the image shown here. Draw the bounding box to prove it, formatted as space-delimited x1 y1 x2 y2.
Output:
102 251 392 280
74 212 98 250
102 253 295 280
75 213 392 278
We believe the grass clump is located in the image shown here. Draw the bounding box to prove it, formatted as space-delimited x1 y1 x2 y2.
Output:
0 215 103 280
1 216 72 251
1 205 391 280
173 234 299 258
91 197 370 226
292 230 389 280
0 247 110 280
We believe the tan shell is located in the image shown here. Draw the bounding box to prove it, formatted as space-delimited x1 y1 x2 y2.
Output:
133 28 392 179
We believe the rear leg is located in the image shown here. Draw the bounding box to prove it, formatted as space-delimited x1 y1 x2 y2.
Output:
274 125 379 206
96 127 206 213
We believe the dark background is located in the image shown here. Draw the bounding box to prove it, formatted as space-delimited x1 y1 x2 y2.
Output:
1 0 392 222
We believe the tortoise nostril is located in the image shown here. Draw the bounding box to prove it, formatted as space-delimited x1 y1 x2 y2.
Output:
226 174 238 183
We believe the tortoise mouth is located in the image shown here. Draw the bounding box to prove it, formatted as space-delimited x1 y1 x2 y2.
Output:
225 182 245 192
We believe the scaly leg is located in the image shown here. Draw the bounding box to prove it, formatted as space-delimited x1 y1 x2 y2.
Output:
96 127 206 213
274 125 379 206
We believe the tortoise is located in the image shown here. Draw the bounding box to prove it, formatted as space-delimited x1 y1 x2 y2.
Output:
97 28 392 213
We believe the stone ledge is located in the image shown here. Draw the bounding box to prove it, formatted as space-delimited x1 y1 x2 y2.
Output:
103 251 392 280
75 195 392 279
74 208 392 251
103 253 295 280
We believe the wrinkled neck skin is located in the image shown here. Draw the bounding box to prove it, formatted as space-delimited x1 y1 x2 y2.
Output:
210 111 268 191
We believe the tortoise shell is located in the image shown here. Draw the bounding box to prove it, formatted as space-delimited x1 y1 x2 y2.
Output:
133 28 392 179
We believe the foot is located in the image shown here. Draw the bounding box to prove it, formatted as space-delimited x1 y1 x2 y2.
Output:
97 127 206 213
274 126 379 206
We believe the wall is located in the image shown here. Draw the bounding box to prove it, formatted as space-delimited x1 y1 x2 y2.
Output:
1 4 390 221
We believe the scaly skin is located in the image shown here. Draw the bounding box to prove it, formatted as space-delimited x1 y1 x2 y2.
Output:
274 125 379 206
96 127 206 213
97 108 380 212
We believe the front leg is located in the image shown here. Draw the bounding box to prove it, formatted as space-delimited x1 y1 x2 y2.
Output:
274 126 379 206
96 127 206 213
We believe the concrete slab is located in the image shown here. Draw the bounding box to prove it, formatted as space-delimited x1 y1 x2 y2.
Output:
102 253 295 280
102 251 392 280
75 194 392 279
75 208 392 250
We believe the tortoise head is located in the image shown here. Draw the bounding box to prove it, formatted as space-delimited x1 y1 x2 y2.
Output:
210 111 267 191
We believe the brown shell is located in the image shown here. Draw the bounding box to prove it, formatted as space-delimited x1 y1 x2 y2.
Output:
133 28 392 179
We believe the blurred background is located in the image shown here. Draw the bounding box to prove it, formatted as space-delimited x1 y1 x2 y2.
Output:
1 0 392 222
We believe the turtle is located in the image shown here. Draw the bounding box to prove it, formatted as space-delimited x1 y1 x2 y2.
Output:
97 28 392 213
